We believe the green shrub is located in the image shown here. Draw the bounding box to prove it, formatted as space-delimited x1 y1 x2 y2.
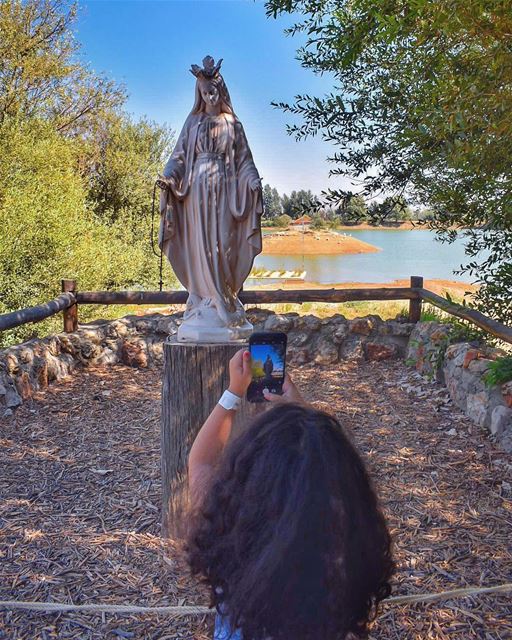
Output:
0 119 176 347
311 215 326 230
484 357 512 387
275 214 292 228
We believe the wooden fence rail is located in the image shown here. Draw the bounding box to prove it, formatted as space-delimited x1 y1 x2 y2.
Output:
76 287 420 306
0 293 76 332
419 289 512 344
1 275 511 346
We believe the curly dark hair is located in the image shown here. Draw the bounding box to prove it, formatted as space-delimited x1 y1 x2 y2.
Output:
188 404 394 640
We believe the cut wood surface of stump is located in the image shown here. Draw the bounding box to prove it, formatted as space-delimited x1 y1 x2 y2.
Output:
161 339 264 539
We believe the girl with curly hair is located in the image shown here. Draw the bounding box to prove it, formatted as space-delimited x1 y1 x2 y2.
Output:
188 349 394 640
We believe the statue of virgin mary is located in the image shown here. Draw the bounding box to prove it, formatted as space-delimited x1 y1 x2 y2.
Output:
157 56 263 342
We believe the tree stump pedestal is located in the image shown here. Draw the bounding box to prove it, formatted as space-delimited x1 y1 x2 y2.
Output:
161 338 263 539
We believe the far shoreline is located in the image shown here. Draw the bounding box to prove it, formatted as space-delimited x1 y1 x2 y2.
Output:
247 278 477 300
261 221 422 233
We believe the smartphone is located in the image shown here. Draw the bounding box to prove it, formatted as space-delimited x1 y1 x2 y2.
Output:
247 332 287 403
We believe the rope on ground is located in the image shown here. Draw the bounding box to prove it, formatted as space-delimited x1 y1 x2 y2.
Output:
0 582 511 616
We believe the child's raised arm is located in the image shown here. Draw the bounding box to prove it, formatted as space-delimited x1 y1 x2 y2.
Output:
188 349 252 505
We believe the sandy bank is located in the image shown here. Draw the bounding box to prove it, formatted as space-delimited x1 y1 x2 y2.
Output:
262 229 379 255
249 278 477 299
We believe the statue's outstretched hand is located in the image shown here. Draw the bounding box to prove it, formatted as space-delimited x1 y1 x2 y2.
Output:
156 175 176 191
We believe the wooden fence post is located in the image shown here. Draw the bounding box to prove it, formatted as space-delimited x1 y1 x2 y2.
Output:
161 339 264 540
408 276 423 323
61 279 78 332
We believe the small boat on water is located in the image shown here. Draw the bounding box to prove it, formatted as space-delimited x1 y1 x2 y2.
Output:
248 268 306 284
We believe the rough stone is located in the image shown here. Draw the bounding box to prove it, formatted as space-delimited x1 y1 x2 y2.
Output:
147 338 164 363
245 308 273 326
5 354 19 374
155 316 179 335
80 342 101 361
46 337 61 357
387 321 415 337
314 337 339 365
134 318 154 333
45 353 66 382
35 357 49 389
106 320 130 338
466 392 489 428
78 328 104 344
5 386 22 408
441 341 512 448
501 382 512 409
349 317 374 336
288 331 309 348
96 348 118 366
120 340 148 368
3 408 13 418
264 314 295 332
340 337 364 361
18 347 34 364
445 343 468 365
59 335 77 356
406 322 453 378
331 323 349 344
17 372 32 400
0 383 6 396
458 368 484 395
490 406 512 437
295 314 321 331
288 348 310 366
365 342 397 362
377 323 391 336
463 348 481 368
467 358 492 375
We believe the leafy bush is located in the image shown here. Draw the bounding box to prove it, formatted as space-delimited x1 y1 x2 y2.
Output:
0 118 176 347
484 357 512 387
275 214 292 228
266 0 512 325
0 1 178 347
311 215 326 230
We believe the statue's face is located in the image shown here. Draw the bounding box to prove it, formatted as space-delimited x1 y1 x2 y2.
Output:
199 80 220 107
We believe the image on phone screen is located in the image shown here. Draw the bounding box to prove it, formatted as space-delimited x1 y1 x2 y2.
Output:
247 334 286 402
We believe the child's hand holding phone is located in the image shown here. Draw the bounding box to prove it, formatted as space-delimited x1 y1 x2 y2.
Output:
228 349 253 397
247 332 287 403
263 375 304 405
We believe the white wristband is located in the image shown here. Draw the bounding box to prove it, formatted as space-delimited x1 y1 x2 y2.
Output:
218 389 242 411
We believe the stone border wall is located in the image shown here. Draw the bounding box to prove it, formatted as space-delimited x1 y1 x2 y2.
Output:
0 309 414 415
1 311 510 451
406 322 512 451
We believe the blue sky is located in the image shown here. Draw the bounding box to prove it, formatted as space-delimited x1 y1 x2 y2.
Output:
75 0 353 196
250 344 284 375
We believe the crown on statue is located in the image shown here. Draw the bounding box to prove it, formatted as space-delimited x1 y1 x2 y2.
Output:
190 55 223 79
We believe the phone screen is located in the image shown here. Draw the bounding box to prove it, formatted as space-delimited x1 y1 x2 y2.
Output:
247 332 287 403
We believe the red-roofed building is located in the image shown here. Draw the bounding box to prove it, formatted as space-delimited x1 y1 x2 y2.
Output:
291 214 312 226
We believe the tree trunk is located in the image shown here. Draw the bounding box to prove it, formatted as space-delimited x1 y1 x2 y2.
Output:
161 339 264 540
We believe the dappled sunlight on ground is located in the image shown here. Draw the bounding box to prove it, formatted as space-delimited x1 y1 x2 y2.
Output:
0 362 511 638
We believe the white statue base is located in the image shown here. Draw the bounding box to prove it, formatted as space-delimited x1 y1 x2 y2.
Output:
177 304 253 343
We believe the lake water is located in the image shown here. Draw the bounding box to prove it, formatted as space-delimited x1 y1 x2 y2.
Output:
253 229 474 284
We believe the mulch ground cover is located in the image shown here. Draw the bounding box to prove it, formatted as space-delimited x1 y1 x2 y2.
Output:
0 360 511 639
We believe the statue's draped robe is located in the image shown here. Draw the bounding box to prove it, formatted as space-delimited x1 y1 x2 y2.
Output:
159 112 262 326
